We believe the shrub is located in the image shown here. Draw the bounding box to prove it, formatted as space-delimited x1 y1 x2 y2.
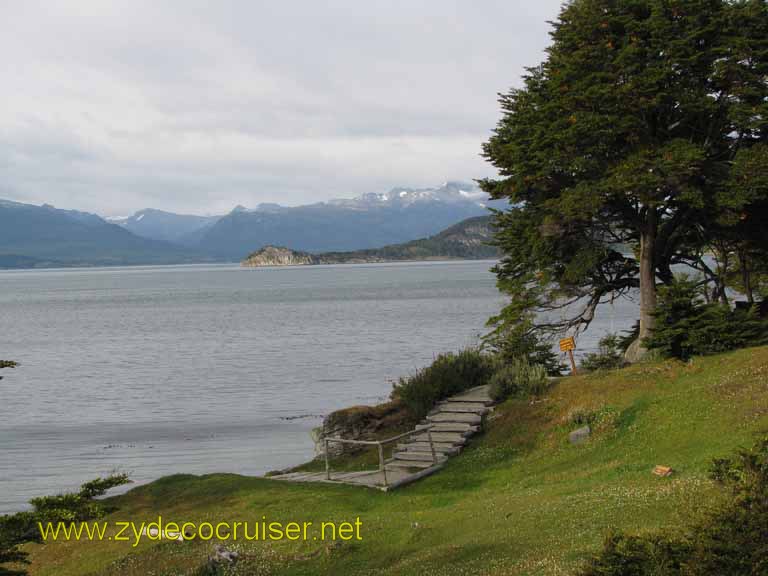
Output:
483 317 564 376
0 474 130 575
579 436 768 575
391 349 498 419
579 532 689 576
488 357 549 402
687 436 768 574
580 334 627 372
645 277 768 360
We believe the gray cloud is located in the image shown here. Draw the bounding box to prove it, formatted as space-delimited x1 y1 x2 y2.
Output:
0 0 563 216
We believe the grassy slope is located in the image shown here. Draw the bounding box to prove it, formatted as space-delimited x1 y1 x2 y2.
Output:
23 346 768 576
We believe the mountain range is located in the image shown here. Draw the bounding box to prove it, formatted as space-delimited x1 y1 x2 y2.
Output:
107 209 220 244
0 182 506 268
0 199 202 268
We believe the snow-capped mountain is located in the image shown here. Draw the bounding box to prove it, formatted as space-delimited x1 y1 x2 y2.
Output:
100 181 505 258
326 181 491 210
190 181 505 258
109 208 221 244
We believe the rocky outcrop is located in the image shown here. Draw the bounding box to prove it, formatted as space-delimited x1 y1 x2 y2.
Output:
312 401 410 456
241 246 316 267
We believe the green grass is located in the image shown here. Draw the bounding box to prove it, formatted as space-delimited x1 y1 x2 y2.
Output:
20 346 768 575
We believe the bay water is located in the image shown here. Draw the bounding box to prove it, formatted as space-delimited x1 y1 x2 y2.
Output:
0 261 636 513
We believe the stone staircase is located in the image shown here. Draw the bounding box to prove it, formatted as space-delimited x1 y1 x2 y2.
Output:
273 385 494 490
383 385 493 473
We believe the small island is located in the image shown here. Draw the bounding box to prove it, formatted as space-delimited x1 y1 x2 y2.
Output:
242 215 499 267
241 245 317 267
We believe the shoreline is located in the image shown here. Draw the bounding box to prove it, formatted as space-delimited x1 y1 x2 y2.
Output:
0 258 499 274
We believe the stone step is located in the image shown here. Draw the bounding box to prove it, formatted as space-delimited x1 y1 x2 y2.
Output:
385 459 440 470
416 422 479 434
392 451 446 463
397 443 460 456
442 397 494 406
397 441 458 451
431 402 490 415
427 412 482 425
448 385 493 405
409 432 467 444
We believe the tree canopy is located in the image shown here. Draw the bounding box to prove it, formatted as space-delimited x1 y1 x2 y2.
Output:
481 0 768 350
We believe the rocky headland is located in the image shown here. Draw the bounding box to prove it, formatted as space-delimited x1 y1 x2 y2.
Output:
241 215 498 267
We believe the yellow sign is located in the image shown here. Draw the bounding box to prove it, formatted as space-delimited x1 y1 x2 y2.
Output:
559 337 576 352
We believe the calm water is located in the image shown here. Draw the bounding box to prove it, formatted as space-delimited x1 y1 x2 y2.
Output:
0 261 636 513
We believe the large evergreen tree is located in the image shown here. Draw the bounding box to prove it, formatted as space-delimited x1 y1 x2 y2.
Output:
482 0 768 350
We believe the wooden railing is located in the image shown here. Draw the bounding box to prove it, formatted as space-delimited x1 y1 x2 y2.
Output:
323 425 437 488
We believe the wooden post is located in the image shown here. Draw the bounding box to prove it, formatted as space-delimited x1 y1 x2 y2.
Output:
426 428 437 465
568 349 578 375
324 438 331 480
378 442 388 487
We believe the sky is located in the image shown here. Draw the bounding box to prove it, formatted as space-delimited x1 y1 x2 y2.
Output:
0 0 564 217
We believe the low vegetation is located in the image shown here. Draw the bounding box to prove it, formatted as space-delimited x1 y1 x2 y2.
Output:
391 348 499 419
13 345 768 575
482 317 564 376
488 356 549 402
579 335 628 372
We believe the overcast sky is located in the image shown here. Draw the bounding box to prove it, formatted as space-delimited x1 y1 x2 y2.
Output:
0 1 563 216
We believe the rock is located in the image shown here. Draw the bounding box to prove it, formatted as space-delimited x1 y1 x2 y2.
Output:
569 425 591 445
209 544 239 566
310 426 326 456
624 337 648 364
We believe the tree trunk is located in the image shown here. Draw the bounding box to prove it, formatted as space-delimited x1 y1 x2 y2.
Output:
739 249 754 305
716 248 730 305
638 213 657 344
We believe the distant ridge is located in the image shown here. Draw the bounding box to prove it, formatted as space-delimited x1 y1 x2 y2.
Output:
0 199 205 268
242 216 498 267
0 182 506 268
108 209 220 244
186 182 505 257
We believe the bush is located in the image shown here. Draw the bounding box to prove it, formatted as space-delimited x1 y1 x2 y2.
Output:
645 277 768 360
483 317 564 376
580 334 627 372
391 349 499 419
0 474 130 575
488 357 549 402
579 436 768 576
